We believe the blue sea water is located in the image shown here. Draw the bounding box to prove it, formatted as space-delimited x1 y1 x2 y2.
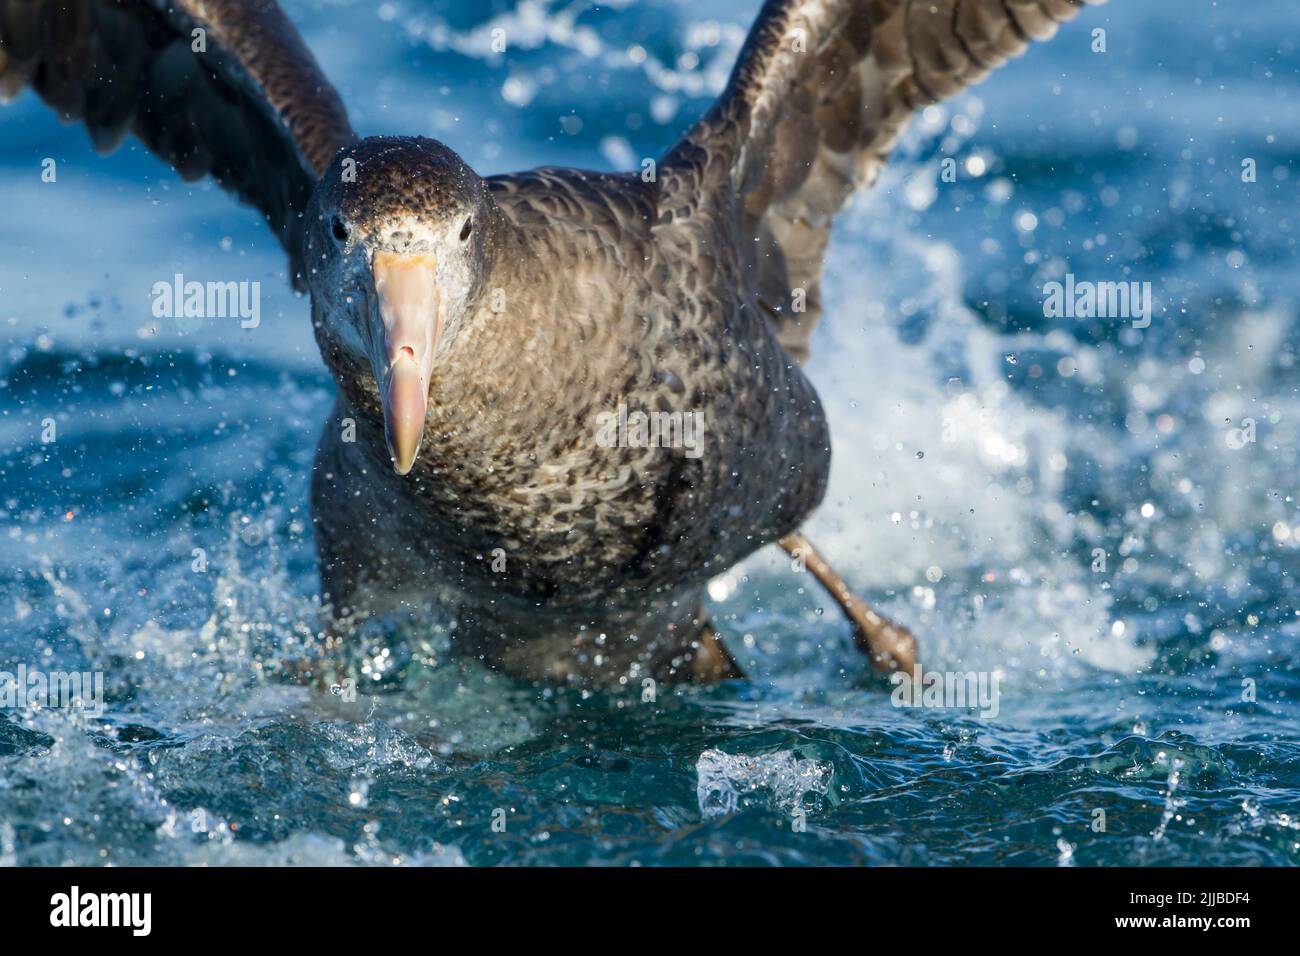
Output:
0 0 1297 866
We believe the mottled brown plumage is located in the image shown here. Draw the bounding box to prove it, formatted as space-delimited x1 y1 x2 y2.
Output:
1 0 1102 685
305 140 828 682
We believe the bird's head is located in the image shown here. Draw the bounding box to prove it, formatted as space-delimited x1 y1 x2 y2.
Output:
304 136 496 474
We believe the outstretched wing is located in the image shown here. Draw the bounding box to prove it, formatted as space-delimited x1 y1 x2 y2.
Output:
0 0 355 288
659 0 1102 363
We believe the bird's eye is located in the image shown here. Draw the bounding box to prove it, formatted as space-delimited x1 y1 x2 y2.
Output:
331 216 350 243
459 217 473 242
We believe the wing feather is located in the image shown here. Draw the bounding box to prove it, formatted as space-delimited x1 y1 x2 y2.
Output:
661 0 1103 363
0 0 356 288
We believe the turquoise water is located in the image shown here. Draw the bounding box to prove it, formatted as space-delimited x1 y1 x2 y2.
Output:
0 0 1297 866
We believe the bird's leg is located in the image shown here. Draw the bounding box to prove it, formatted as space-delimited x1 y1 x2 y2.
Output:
688 616 745 682
778 531 919 673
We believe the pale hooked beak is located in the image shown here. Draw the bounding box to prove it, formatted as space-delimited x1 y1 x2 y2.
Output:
370 251 440 475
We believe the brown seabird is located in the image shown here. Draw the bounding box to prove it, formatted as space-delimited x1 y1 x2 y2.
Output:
1 0 1100 685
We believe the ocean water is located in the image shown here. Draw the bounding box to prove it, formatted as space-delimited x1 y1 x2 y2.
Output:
1 0 1297 866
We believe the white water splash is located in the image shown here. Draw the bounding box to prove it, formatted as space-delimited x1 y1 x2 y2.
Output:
695 748 831 819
